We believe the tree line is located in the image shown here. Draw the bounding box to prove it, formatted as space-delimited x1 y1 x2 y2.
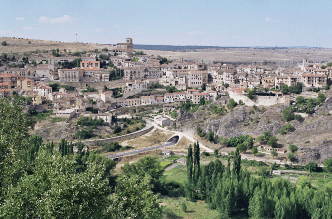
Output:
0 98 162 218
185 143 332 218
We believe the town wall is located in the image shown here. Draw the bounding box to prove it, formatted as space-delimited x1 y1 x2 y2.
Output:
229 92 290 106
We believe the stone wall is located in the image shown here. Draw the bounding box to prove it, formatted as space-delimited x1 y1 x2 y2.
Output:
74 123 154 146
229 92 290 106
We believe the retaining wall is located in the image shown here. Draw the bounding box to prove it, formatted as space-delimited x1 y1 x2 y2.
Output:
74 123 153 146
229 92 290 106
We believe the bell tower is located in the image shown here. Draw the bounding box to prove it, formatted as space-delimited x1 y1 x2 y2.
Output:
126 38 133 57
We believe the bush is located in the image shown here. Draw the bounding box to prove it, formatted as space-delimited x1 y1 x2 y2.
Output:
227 98 238 110
282 106 295 121
113 125 122 134
181 202 187 212
288 153 295 162
284 123 294 133
294 114 302 121
214 149 219 157
267 136 278 148
289 144 298 153
323 158 332 172
28 41 31 44
202 152 210 156
1 41 7 46
103 142 122 152
305 161 318 172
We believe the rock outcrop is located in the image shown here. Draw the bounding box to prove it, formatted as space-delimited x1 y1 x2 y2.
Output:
295 140 332 164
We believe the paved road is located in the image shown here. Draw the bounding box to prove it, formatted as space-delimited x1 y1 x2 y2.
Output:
106 141 176 159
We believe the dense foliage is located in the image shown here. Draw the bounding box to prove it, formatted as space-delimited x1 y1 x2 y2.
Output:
185 143 332 218
0 98 162 218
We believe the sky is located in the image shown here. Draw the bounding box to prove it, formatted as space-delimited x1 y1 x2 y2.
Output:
1 0 332 47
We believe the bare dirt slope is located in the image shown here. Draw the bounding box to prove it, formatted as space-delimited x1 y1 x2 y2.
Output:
0 37 107 53
142 47 332 63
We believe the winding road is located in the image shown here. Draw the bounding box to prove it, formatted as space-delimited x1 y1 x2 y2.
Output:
106 141 176 159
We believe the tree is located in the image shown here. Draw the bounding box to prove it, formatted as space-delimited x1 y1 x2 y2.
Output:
0 99 31 189
323 158 332 172
28 41 31 44
325 84 329 91
294 114 302 121
0 148 111 218
113 125 121 134
281 84 289 94
251 147 258 156
279 128 284 135
187 144 193 183
282 106 295 121
107 175 162 219
233 148 241 176
181 202 187 212
305 161 318 172
201 83 206 91
199 97 205 106
121 156 164 190
271 149 278 158
289 144 298 153
224 83 229 88
248 88 256 99
1 41 7 46
284 123 294 133
214 149 219 158
193 142 200 186
227 98 238 110
237 143 247 153
267 136 278 148
296 96 305 104
288 153 295 162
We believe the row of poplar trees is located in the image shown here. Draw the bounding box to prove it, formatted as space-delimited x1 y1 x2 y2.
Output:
186 143 332 218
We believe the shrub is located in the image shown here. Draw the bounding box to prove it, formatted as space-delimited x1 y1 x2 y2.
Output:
202 152 210 156
251 147 258 156
181 202 187 212
289 144 298 153
284 123 294 133
1 41 7 46
305 161 318 172
288 153 295 162
113 125 122 134
323 158 332 172
214 149 219 157
294 114 302 121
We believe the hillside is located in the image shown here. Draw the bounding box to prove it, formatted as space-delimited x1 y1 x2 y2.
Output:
0 37 107 53
174 92 332 165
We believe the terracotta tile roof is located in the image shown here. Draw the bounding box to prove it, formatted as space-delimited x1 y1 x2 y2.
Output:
193 93 209 96
302 74 327 77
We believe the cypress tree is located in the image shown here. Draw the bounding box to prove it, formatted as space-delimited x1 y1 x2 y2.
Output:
193 141 200 185
233 148 241 177
187 144 193 184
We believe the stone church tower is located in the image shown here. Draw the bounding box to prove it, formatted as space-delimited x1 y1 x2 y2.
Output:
126 38 133 57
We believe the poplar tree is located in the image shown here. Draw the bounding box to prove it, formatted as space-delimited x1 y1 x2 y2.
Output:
186 144 193 184
233 148 241 177
193 141 200 186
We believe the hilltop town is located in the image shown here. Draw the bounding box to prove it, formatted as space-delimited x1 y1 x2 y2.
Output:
2 33 332 219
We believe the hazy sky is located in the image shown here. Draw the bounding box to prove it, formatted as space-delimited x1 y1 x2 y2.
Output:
1 0 331 47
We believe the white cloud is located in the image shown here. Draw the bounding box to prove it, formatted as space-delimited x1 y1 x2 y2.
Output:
23 26 38 30
94 28 105 33
265 17 279 23
39 15 74 24
16 17 25 21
